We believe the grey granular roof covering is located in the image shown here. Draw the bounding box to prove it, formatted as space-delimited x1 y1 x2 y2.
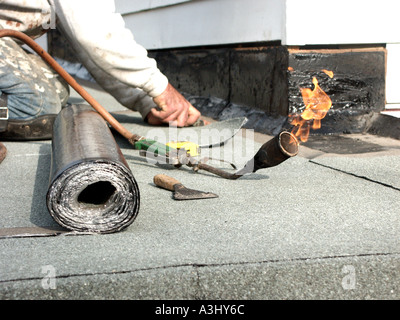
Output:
311 156 400 190
0 80 400 300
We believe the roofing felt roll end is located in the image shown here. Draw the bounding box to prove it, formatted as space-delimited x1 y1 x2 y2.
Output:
46 104 140 234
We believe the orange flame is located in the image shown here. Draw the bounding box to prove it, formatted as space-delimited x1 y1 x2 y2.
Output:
321 69 334 78
290 73 333 142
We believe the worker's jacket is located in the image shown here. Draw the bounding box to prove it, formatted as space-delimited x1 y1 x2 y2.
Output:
0 0 168 118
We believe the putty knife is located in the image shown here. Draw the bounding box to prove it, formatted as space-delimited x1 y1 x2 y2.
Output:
153 174 218 200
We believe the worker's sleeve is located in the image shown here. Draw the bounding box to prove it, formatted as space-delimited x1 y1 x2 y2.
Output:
50 0 168 117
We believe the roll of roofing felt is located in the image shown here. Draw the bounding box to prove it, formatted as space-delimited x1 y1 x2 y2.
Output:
0 142 6 164
46 104 140 234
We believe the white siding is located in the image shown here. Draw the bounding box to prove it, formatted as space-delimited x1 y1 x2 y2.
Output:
285 0 400 46
115 0 285 50
386 44 400 105
115 0 400 48
114 0 192 15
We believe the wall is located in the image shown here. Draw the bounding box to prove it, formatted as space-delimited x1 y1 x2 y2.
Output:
115 0 400 108
116 0 400 47
284 0 400 108
284 0 400 45
114 0 285 49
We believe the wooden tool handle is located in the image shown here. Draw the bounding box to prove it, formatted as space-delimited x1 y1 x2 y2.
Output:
153 174 181 191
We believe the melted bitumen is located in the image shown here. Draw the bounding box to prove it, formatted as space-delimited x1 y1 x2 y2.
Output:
302 135 386 154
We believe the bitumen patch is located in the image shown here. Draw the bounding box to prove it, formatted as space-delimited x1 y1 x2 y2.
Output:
303 135 386 154
0 80 399 300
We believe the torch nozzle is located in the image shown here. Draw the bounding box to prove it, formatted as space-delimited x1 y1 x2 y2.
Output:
251 130 299 171
193 131 299 179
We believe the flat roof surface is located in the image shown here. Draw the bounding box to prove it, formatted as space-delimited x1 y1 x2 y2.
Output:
1 80 399 300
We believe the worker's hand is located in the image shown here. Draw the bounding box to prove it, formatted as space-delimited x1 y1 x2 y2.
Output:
146 83 201 127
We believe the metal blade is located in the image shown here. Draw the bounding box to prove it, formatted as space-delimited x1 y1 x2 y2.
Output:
110 111 247 148
173 184 218 200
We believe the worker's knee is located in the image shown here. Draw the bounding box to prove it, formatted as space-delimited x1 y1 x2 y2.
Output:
0 37 65 120
0 72 62 120
6 89 61 120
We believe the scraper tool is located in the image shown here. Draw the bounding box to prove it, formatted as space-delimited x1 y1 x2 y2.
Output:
153 174 218 200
